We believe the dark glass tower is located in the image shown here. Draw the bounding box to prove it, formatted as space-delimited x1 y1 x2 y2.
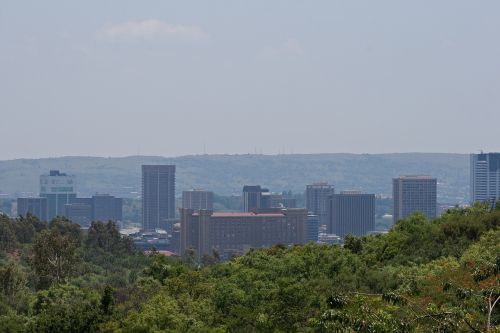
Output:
142 165 176 231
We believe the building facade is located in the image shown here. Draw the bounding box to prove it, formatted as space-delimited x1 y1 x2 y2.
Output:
327 191 375 238
393 175 437 223
470 152 500 204
182 189 214 211
306 214 320 242
142 165 176 231
65 202 92 227
17 197 48 221
306 183 334 226
92 194 123 223
270 193 297 208
242 185 270 212
40 170 77 220
180 208 307 260
65 194 122 228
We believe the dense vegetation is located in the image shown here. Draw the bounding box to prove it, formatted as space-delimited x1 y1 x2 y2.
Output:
0 153 468 202
0 203 499 332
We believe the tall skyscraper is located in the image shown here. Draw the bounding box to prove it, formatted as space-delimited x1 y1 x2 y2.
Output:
393 175 437 223
242 185 270 212
40 170 77 220
327 191 375 237
142 165 176 231
470 152 500 204
306 183 334 226
182 189 214 211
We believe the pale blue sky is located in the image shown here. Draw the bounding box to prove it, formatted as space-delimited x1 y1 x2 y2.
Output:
1 1 499 159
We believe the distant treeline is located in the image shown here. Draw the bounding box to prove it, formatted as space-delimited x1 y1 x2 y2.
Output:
0 153 469 202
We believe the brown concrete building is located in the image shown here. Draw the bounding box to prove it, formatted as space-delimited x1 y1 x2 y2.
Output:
180 208 307 260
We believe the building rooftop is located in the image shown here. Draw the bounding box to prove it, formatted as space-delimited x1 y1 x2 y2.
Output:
192 211 285 218
395 175 435 180
340 191 363 195
48 170 68 176
308 182 331 187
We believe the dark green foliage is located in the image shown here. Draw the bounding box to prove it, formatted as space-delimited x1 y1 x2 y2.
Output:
32 228 80 288
0 206 498 332
31 284 101 333
100 285 116 316
343 234 363 254
86 221 134 255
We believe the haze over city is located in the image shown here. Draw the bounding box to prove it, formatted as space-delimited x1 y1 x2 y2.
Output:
2 1 500 159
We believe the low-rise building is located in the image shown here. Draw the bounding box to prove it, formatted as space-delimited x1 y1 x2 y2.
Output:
180 208 307 260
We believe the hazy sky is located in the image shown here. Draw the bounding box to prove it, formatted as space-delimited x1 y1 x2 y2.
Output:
1 1 499 159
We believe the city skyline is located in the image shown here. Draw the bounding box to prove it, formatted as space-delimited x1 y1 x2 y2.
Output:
1 2 498 330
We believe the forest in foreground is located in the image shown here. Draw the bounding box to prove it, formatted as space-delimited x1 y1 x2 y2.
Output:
0 204 499 332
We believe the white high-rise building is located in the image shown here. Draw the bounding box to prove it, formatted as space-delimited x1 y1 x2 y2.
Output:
470 153 500 204
40 170 77 220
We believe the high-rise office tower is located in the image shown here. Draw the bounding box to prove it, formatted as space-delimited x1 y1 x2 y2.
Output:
306 183 334 226
142 165 176 231
470 152 500 204
182 189 214 211
393 175 437 223
327 191 375 237
242 185 270 212
40 170 77 220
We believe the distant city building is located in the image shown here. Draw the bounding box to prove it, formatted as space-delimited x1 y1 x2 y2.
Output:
92 194 123 223
270 193 297 208
142 165 176 231
306 183 334 226
131 230 169 252
327 191 375 238
17 197 48 221
306 214 320 242
180 208 307 260
182 189 214 211
17 170 122 226
65 202 92 228
169 222 181 254
242 185 270 211
317 233 341 245
393 175 437 223
260 192 272 209
470 152 500 204
65 194 122 228
40 170 77 220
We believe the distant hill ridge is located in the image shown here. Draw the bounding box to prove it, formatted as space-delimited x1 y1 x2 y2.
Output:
0 153 469 202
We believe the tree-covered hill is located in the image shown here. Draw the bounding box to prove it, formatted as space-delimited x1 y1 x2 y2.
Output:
0 203 498 332
0 153 469 202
